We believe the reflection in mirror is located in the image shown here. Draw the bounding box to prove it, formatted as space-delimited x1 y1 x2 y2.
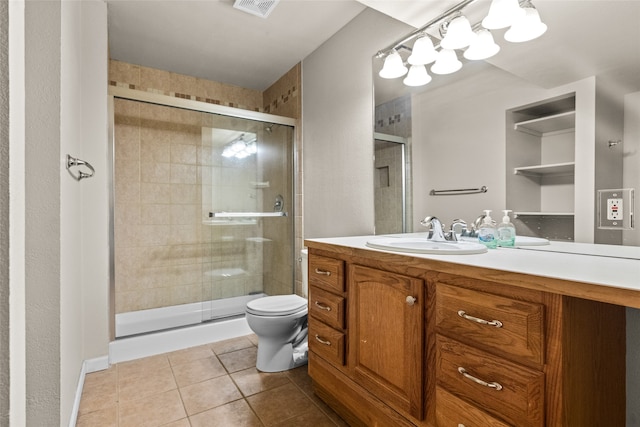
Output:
372 0 640 247
374 133 412 234
374 95 413 235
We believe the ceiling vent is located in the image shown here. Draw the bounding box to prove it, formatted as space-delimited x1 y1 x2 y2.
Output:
233 0 280 18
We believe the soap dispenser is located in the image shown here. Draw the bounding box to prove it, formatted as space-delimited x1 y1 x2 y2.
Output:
497 210 516 247
478 210 497 249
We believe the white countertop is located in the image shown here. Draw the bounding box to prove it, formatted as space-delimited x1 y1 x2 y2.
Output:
305 233 640 296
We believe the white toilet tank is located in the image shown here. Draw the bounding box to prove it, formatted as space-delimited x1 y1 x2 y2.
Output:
300 249 308 298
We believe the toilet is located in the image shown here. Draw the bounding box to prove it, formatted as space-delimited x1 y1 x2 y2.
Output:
245 249 309 372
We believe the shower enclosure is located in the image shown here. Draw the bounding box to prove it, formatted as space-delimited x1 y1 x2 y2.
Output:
109 88 296 338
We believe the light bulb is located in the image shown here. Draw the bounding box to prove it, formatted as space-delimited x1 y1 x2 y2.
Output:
464 29 500 60
504 5 547 42
379 49 408 79
408 36 438 65
482 0 525 29
403 65 432 87
441 15 475 50
431 49 462 75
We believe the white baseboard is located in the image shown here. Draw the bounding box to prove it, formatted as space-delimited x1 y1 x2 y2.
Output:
69 356 110 427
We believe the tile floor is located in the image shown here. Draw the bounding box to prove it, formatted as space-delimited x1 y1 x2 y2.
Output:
76 334 348 427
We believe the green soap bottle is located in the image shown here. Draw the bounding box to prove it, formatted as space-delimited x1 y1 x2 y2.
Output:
497 210 516 247
478 210 497 249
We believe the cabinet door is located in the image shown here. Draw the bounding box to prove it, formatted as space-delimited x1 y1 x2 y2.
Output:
348 264 424 420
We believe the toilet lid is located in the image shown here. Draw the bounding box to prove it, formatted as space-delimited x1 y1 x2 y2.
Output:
246 295 307 316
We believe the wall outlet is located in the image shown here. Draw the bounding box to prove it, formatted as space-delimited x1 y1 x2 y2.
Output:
607 198 623 220
598 189 634 230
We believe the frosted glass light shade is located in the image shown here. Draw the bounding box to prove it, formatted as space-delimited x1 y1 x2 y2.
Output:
408 36 438 65
464 29 501 60
431 49 462 75
482 0 525 29
441 15 475 50
379 49 408 79
505 6 547 42
403 65 432 87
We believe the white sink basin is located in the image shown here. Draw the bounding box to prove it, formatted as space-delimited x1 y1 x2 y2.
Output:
366 237 488 255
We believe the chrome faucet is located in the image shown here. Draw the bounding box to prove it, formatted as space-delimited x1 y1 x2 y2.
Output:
420 216 457 241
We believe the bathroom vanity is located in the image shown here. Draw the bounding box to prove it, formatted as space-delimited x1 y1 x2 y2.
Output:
304 235 640 427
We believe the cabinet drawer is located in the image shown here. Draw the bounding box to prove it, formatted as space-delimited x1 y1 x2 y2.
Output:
436 387 512 427
309 286 345 330
436 283 544 364
309 255 345 293
436 335 544 427
309 321 345 367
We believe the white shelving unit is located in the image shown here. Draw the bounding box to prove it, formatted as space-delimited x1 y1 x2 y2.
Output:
513 111 575 136
506 94 577 240
513 162 575 176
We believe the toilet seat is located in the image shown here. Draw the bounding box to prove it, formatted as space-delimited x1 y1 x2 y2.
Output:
246 295 307 316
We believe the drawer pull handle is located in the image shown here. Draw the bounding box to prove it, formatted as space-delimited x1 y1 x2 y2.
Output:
406 296 417 306
457 310 503 328
314 301 332 311
457 367 503 391
315 334 331 346
314 268 331 276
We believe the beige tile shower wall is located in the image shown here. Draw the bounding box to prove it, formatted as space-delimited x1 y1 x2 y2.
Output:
109 59 264 112
113 99 210 313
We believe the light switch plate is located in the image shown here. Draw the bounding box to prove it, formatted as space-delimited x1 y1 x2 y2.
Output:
598 189 634 230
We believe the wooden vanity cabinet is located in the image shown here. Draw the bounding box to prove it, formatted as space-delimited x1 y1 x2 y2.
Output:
306 246 626 427
349 264 425 420
307 254 347 369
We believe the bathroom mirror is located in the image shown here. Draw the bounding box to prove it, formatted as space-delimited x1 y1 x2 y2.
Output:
373 0 640 247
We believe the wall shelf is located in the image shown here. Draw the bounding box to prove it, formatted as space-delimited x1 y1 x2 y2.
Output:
514 162 575 177
514 111 575 136
514 212 574 217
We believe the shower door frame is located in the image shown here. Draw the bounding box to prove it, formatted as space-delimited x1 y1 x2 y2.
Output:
107 86 298 341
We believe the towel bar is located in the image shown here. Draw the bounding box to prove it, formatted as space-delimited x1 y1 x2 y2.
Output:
430 186 487 196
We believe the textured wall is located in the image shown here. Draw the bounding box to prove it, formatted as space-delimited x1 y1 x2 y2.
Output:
0 0 10 423
25 1 61 425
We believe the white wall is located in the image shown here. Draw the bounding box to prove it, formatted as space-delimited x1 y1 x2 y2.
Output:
8 0 109 425
7 1 26 424
623 91 640 246
60 0 109 424
302 9 411 238
624 91 640 427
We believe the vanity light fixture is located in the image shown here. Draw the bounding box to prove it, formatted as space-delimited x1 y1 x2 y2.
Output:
440 13 475 50
404 64 432 86
463 29 500 60
482 0 525 29
504 1 547 42
376 0 547 87
222 134 258 159
431 49 463 75
379 49 408 79
407 35 438 65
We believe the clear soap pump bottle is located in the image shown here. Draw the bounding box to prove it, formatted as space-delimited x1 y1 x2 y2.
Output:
497 209 516 247
478 210 497 249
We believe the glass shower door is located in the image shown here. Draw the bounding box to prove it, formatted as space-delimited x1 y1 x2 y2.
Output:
112 96 294 337
201 117 295 322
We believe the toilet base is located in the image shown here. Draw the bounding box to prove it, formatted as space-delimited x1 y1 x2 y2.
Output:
256 338 308 373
